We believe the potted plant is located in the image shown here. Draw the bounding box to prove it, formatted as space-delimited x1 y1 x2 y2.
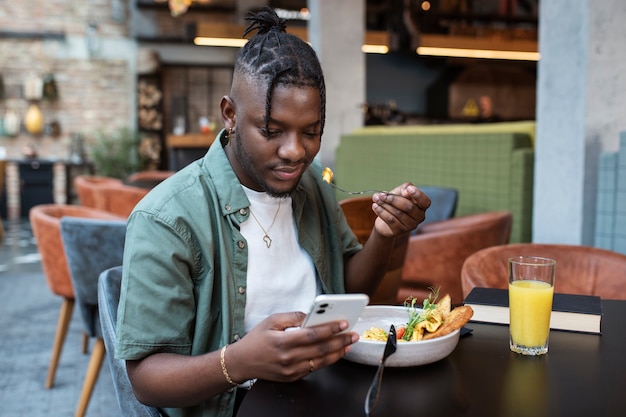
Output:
90 127 143 179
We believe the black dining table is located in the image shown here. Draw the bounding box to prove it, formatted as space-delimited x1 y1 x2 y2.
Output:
236 300 626 417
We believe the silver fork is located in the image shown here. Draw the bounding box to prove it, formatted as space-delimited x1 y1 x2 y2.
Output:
328 182 400 197
364 324 397 416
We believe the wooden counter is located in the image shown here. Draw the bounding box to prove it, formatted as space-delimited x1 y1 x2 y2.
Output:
166 133 217 148
166 133 217 170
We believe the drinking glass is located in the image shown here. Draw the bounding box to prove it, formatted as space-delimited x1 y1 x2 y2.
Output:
508 256 556 355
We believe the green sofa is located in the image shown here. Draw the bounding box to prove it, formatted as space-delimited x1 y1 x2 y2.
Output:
334 121 535 243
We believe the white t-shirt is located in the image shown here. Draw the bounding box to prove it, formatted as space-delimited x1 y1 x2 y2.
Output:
240 187 318 332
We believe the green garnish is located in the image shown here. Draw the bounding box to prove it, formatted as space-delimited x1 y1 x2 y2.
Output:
401 287 440 341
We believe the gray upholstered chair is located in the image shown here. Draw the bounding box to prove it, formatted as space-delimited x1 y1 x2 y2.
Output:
415 185 458 230
60 217 128 417
98 266 162 417
29 204 124 389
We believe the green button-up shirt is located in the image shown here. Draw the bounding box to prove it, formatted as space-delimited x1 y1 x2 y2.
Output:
116 131 362 417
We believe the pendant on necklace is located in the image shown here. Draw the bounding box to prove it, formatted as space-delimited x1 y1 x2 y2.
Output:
263 234 272 248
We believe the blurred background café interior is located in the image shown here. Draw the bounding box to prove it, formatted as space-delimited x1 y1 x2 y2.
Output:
1 0 624 249
0 0 624 250
2 1 626 416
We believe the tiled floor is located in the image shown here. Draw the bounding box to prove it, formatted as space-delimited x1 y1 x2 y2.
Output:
0 219 118 416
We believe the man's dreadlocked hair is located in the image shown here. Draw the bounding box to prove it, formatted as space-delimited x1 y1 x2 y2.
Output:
235 6 326 136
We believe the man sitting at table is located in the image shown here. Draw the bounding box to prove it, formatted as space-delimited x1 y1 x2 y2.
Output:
115 7 430 417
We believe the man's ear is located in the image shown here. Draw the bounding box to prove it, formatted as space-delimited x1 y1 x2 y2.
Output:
220 95 236 130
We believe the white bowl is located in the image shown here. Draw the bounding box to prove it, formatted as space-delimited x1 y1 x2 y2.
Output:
344 305 460 367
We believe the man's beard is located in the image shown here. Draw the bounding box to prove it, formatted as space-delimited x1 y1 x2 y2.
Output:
234 131 296 198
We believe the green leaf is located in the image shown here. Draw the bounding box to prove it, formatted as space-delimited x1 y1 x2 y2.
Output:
90 127 143 179
401 287 441 341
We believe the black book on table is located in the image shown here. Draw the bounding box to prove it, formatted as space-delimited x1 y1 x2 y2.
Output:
463 287 602 334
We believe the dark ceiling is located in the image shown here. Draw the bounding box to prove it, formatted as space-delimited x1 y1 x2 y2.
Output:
269 0 538 32
135 1 538 55
269 0 538 53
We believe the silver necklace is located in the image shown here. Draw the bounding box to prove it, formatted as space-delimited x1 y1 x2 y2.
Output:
248 200 281 248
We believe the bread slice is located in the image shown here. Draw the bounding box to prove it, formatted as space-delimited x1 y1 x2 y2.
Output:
423 305 473 340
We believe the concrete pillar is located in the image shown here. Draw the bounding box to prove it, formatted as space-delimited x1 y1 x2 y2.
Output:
308 0 365 168
534 0 626 244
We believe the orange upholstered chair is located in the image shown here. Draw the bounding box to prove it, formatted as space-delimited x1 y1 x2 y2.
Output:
74 175 123 208
398 211 513 306
125 170 174 188
29 204 124 388
339 196 377 245
91 182 150 218
339 196 410 305
461 243 626 300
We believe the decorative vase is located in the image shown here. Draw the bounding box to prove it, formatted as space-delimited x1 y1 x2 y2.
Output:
4 109 20 136
24 73 43 100
42 73 59 100
24 103 44 135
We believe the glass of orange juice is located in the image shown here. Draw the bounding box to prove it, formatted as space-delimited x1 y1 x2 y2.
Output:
508 256 556 355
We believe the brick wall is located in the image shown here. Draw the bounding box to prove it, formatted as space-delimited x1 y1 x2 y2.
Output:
0 1 243 217
0 0 134 160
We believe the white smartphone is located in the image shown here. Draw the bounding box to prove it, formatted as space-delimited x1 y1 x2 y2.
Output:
301 293 369 332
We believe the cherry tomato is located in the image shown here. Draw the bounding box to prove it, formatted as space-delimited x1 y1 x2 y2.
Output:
396 326 406 340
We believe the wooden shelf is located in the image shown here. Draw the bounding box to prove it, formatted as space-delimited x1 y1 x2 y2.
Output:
167 133 216 148
135 0 235 13
0 30 65 40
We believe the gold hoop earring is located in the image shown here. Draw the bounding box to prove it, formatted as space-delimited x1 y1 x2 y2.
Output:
226 127 235 141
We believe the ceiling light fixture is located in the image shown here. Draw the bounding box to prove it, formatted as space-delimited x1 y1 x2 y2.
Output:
193 36 389 54
193 37 388 54
361 44 389 54
193 37 247 48
193 23 389 54
416 46 540 61
415 34 539 61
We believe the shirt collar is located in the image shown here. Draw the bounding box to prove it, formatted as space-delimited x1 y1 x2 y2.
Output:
205 129 250 217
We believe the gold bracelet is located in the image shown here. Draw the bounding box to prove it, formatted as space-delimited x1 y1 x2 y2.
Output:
220 345 238 386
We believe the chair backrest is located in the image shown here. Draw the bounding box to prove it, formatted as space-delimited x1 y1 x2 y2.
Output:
416 186 458 229
339 196 410 304
29 204 124 298
338 186 458 239
399 211 513 305
461 243 626 300
74 175 123 208
125 170 174 188
92 183 150 218
60 217 127 337
98 266 161 417
339 196 377 245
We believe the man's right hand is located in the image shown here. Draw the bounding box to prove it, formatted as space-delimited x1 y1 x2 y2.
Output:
226 312 359 383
